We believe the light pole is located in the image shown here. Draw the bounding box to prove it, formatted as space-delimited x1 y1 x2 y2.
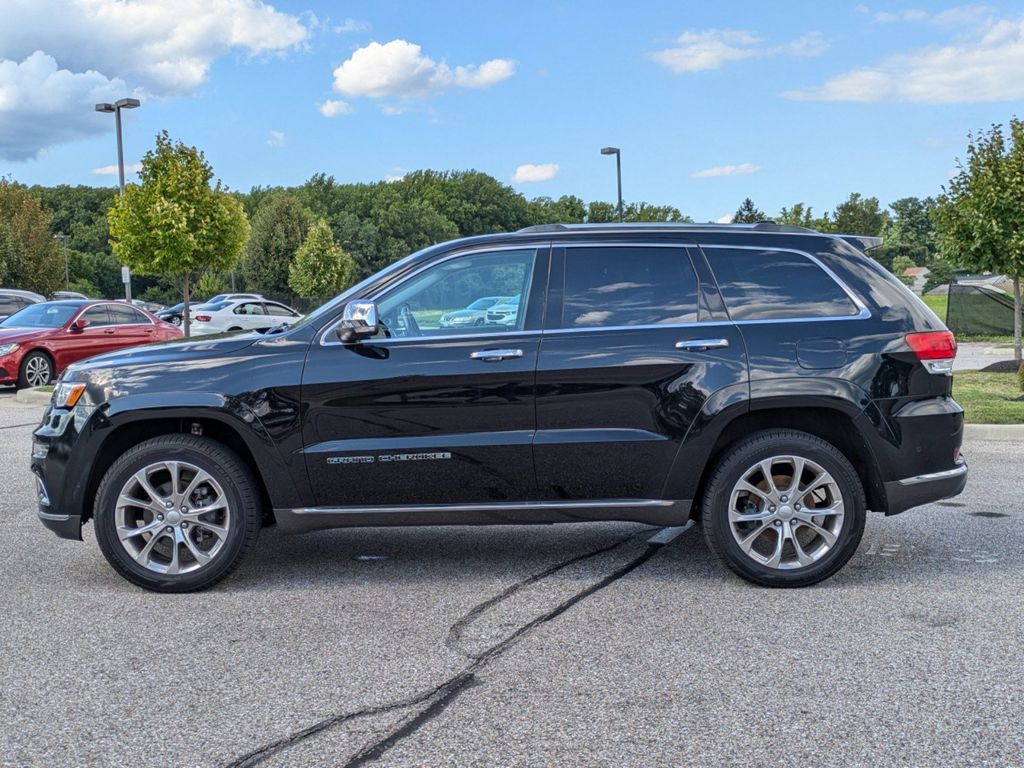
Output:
96 97 140 301
54 234 69 290
600 146 623 223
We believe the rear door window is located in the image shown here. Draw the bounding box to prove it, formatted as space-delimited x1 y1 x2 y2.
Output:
110 305 151 324
705 248 860 321
562 246 698 328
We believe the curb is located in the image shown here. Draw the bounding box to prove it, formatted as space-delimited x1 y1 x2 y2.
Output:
13 387 52 406
964 424 1024 443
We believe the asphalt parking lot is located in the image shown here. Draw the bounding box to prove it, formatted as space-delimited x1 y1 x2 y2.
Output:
1 386 1022 767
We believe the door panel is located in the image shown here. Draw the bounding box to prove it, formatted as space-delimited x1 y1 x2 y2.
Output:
301 246 549 508
534 244 748 501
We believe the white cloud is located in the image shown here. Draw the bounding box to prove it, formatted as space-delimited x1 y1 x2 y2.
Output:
334 18 370 33
783 17 1024 103
512 163 560 184
319 99 352 117
0 0 308 160
92 162 143 175
716 214 735 224
380 104 409 115
332 40 515 98
690 162 763 179
650 30 761 73
267 129 286 147
650 29 828 73
854 4 992 26
874 9 929 23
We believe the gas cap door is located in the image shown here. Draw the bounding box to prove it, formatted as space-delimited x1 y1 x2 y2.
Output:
796 337 847 370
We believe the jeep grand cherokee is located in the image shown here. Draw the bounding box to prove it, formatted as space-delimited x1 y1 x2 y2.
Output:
32 223 967 592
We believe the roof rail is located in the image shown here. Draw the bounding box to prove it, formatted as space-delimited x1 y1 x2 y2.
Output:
838 234 884 251
515 222 819 235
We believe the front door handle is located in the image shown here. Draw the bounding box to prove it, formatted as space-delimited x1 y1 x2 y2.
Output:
470 348 524 362
675 338 730 351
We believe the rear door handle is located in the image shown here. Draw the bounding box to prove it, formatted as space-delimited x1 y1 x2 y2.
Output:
675 338 729 351
470 348 524 362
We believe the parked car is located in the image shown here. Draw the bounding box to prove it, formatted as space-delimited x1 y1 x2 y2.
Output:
438 296 510 328
32 223 966 592
0 289 45 322
51 291 91 301
1 300 182 388
125 299 165 313
156 303 185 326
485 294 521 327
190 298 302 336
188 293 263 317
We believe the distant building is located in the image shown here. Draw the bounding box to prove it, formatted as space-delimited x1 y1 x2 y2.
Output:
901 265 930 294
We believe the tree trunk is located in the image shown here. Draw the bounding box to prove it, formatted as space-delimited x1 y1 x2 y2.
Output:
1011 274 1019 364
183 273 191 339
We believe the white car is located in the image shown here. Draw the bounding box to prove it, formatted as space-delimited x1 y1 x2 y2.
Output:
190 298 302 336
188 293 263 317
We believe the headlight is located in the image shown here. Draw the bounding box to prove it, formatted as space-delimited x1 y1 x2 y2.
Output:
0 343 19 356
52 382 86 409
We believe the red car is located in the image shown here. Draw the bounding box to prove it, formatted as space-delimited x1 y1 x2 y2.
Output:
0 300 183 389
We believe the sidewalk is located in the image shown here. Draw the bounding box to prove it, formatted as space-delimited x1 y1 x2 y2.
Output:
955 341 1015 371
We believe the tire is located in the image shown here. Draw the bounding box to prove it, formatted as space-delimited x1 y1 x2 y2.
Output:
170 316 181 326
94 435 261 592
701 429 866 588
17 350 53 389
227 326 242 332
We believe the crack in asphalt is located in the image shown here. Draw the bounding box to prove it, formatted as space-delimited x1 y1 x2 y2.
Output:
0 422 37 430
223 532 663 768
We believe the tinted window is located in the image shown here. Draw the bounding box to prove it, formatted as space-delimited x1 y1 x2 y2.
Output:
0 297 18 315
563 247 698 328
110 304 150 324
705 249 859 321
264 303 297 317
80 306 113 326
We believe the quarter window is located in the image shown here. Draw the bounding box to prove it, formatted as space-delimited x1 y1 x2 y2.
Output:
705 249 860 321
562 247 698 328
264 303 297 317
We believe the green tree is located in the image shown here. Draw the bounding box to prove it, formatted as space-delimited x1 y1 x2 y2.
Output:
289 218 355 297
527 195 586 224
196 271 228 299
240 193 310 295
887 196 936 257
0 180 63 294
934 119 1024 361
891 254 917 287
108 131 250 336
922 260 956 295
831 193 888 236
733 198 766 223
778 202 816 228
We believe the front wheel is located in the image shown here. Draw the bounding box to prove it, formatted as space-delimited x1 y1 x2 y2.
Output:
701 430 865 588
18 351 53 388
94 435 261 592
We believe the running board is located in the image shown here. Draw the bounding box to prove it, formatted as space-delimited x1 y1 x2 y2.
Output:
273 498 691 532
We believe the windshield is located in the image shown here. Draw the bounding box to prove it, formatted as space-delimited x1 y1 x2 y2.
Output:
0 303 78 328
467 297 501 310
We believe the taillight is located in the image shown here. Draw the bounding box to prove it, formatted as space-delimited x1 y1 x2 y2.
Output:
906 331 956 374
195 314 211 322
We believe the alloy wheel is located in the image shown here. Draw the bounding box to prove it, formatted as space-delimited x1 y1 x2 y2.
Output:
114 460 231 575
727 455 845 570
24 356 51 387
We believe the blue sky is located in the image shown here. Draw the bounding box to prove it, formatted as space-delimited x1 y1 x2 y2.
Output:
3 0 1023 222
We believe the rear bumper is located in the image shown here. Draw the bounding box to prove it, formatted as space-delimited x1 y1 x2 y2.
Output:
884 461 968 515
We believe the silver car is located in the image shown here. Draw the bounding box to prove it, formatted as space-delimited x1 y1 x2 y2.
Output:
438 296 510 328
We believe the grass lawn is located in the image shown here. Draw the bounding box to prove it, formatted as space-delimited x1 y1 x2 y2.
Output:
921 294 947 321
953 371 1024 424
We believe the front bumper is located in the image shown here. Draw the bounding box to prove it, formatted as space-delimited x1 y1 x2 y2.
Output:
884 461 968 515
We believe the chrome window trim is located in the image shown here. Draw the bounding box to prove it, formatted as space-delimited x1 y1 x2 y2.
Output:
319 244 546 346
317 240 871 347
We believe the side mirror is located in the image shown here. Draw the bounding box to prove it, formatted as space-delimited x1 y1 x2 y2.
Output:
69 318 90 332
335 301 379 343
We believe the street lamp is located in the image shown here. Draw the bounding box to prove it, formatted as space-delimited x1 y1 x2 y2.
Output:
54 234 69 291
96 97 140 300
600 146 623 223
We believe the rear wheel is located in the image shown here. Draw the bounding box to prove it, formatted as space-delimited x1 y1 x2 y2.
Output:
17 351 53 388
94 435 260 592
701 430 865 587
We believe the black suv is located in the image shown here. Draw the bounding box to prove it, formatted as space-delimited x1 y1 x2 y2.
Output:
32 223 967 591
